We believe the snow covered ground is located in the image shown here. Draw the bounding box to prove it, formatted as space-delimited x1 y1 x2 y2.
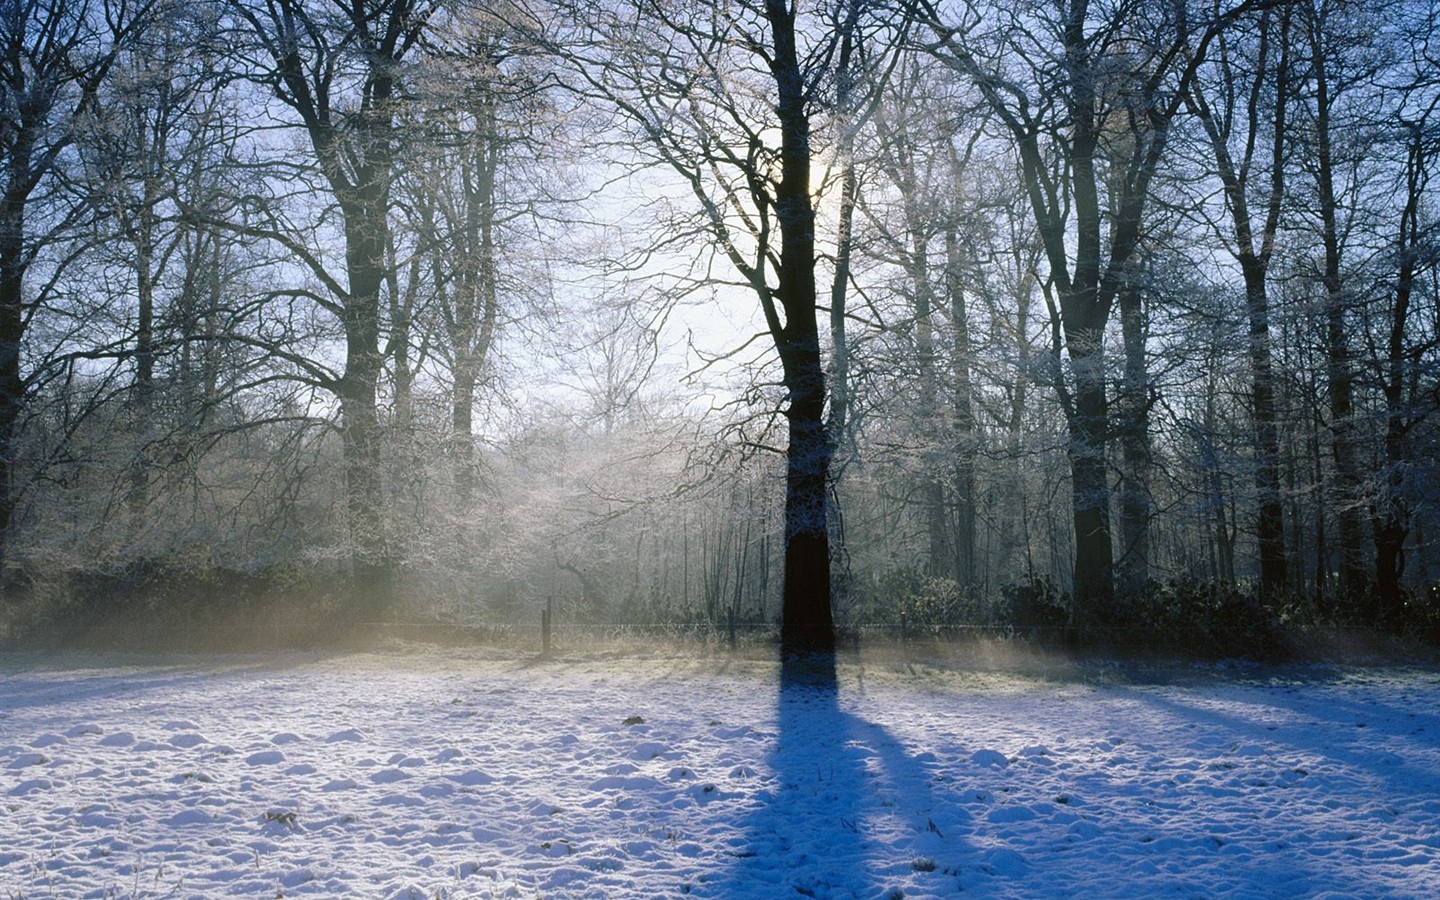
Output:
2 646 1438 898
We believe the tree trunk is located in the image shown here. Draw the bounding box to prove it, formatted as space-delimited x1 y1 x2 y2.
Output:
1067 341 1115 611
1311 35 1368 604
944 227 976 588
1115 281 1152 596
912 232 950 579
1370 119 1428 623
826 113 858 458
1242 265 1288 601
0 194 23 572
768 0 835 663
339 189 393 615
127 178 159 523
452 363 480 503
1188 3 1292 603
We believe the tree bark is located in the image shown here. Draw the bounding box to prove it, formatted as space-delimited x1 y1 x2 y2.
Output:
1370 118 1429 622
944 227 976 588
1115 280 1152 596
239 0 432 611
0 187 24 572
1188 4 1292 603
0 0 138 571
1308 12 1368 602
767 0 835 662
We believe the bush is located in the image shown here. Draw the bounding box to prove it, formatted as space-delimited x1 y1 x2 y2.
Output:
1000 577 1070 631
1138 578 1286 660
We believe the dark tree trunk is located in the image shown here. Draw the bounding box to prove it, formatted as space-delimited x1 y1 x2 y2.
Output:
1243 267 1288 600
1066 336 1115 610
1370 119 1429 623
1115 280 1152 597
912 233 950 579
243 0 433 612
944 227 976 588
1310 27 1368 603
1189 3 1292 603
826 88 858 458
338 190 393 612
451 364 480 502
127 183 159 522
0 198 23 571
767 0 835 663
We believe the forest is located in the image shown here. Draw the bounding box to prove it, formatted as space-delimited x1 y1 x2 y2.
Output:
1 0 1437 658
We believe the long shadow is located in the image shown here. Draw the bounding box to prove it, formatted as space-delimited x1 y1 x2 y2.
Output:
0 648 349 712
1113 678 1440 794
710 656 967 898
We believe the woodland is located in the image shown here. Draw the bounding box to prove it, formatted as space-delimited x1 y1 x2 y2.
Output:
1 0 1438 659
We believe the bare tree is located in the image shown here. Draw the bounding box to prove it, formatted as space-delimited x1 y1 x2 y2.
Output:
1184 3 1292 601
0 0 155 572
539 0 904 663
919 0 1254 614
223 0 434 611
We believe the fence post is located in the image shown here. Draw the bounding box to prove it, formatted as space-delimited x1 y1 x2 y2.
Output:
542 597 552 656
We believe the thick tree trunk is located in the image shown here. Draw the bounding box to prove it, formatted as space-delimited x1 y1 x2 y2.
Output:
0 206 23 573
780 379 835 659
1066 331 1115 612
768 0 834 664
912 234 950 579
338 366 390 615
1115 282 1152 596
0 138 38 575
1189 4 1292 603
1369 121 1426 623
451 364 480 503
340 208 392 615
1310 7 1368 604
1240 265 1288 601
944 228 976 588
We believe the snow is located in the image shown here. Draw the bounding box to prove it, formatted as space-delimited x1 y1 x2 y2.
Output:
2 648 1438 898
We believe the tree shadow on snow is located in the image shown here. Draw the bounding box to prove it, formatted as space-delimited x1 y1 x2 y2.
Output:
707 658 967 899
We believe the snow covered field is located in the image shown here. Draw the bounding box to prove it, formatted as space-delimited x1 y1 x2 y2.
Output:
2 647 1438 898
